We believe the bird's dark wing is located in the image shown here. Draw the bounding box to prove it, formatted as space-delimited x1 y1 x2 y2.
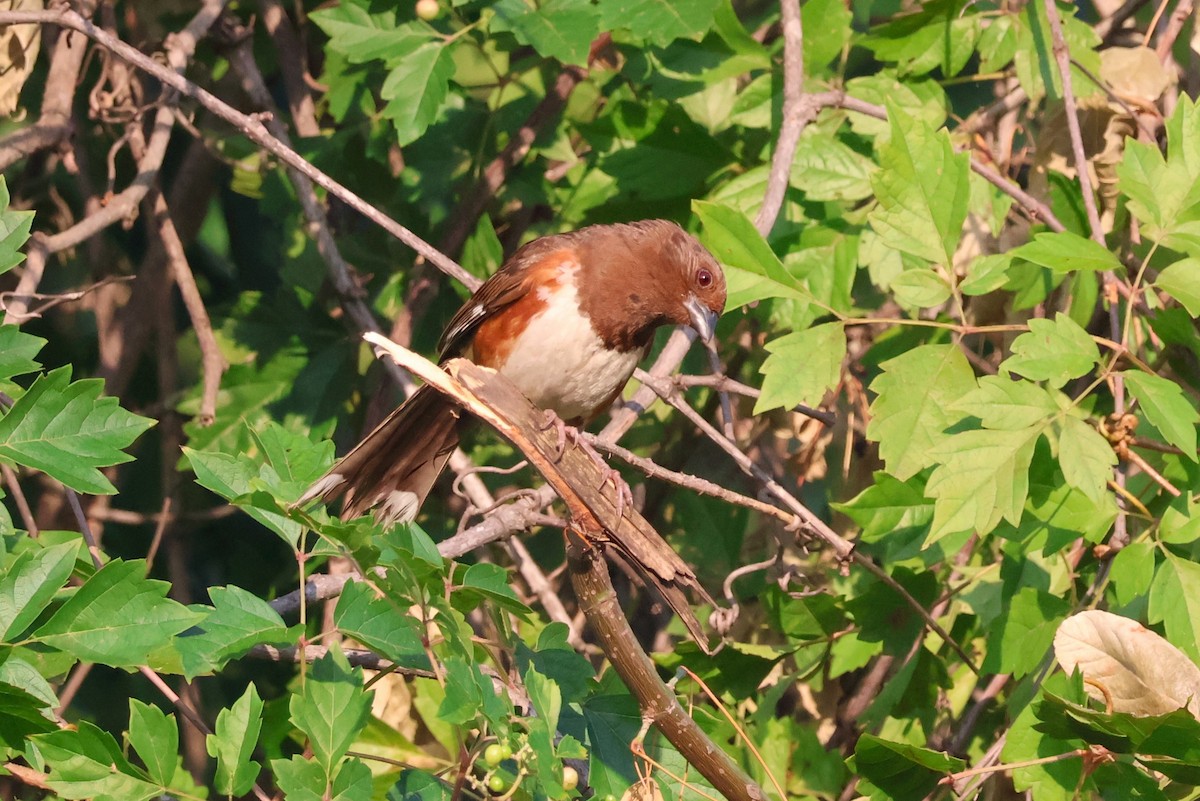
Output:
438 236 573 360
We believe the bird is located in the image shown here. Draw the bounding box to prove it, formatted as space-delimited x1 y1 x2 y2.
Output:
300 219 727 525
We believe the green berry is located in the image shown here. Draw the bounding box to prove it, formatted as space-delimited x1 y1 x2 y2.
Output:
500 744 513 760
484 744 505 767
488 774 508 793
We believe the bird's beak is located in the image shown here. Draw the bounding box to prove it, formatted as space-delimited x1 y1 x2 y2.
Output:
684 294 719 343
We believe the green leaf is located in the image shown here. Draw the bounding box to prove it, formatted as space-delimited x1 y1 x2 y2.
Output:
290 642 372 779
184 443 305 546
0 367 155 494
36 721 160 801
867 345 977 481
0 176 35 276
176 584 293 679
755 323 845 413
863 0 980 78
1003 313 1100 387
927 427 1040 541
596 0 721 46
32 559 202 666
981 587 1071 676
1154 258 1200 316
790 133 877 202
0 325 45 382
0 659 57 747
333 580 429 667
207 684 264 797
272 755 326 801
126 700 179 787
1053 415 1116 503
454 563 532 616
852 734 965 801
834 472 933 547
492 0 599 65
693 200 811 308
1117 96 1200 245
1149 553 1200 663
0 539 80 640
960 254 1013 295
890 268 951 309
1011 231 1121 273
381 41 455 146
310 5 434 63
1013 0 1100 104
1110 541 1156 607
868 104 970 266
1122 370 1199 458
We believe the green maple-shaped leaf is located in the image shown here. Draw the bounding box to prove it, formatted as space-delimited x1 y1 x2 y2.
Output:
36 721 161 801
867 344 977 481
1003 313 1100 387
693 200 811 309
1053 415 1116 503
333 580 429 667
1154 258 1200 316
0 367 154 494
597 0 721 46
852 734 965 801
1011 231 1121 273
863 0 980 78
1118 96 1200 248
126 700 181 788
1123 370 1199 458
0 325 45 382
1149 553 1200 663
0 540 80 640
926 426 1040 541
31 559 203 666
492 0 600 65
868 104 969 267
176 585 294 680
0 176 35 277
310 2 434 63
790 132 877 202
290 643 372 780
207 684 265 797
381 41 455 145
755 323 845 413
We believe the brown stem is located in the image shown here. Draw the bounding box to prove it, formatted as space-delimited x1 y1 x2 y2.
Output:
755 0 805 235
567 529 765 801
147 189 226 424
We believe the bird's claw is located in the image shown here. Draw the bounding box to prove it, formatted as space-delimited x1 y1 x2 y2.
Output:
539 409 570 461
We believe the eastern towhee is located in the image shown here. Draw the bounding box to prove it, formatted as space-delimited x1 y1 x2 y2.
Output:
302 219 727 524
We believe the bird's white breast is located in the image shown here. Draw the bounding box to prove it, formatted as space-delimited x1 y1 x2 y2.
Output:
497 262 641 422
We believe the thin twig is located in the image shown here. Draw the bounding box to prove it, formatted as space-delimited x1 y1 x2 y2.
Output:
755 0 805 235
0 7 476 290
148 189 226 424
1042 0 1105 245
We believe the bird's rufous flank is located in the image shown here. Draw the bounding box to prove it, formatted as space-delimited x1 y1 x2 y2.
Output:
300 219 727 524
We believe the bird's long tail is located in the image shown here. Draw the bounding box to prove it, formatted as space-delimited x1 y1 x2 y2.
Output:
299 386 461 523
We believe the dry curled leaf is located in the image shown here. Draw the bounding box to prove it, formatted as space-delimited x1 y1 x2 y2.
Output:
1054 610 1200 718
1100 46 1173 105
0 0 43 118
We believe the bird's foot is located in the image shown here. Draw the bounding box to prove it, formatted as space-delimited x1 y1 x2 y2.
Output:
539 409 572 461
577 434 634 521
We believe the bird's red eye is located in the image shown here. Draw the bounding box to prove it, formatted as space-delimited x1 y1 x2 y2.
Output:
697 269 713 288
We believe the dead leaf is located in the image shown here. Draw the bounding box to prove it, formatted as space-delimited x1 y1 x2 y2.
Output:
0 0 43 118
1054 610 1200 718
1100 46 1173 105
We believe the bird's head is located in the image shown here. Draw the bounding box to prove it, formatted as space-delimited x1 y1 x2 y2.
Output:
575 220 727 350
